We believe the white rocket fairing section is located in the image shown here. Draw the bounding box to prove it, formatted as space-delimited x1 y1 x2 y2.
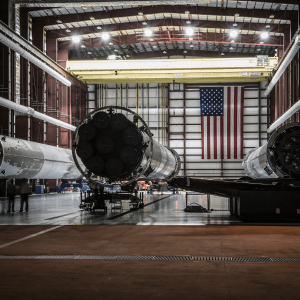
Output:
0 135 84 180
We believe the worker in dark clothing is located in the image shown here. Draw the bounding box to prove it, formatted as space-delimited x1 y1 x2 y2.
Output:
7 180 17 213
19 178 31 212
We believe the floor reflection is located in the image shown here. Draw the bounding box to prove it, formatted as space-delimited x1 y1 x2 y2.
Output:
0 192 240 225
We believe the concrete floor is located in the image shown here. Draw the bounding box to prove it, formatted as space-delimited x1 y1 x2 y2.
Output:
1 192 300 299
0 192 239 225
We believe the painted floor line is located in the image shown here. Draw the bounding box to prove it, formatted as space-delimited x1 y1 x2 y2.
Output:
0 226 62 249
44 211 83 220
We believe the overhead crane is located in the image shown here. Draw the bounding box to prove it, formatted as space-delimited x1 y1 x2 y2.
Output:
67 57 278 84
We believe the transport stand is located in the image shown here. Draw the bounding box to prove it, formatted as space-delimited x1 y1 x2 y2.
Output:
79 188 144 213
171 177 300 222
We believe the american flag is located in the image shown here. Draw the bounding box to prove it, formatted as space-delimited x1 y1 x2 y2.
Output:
200 86 244 159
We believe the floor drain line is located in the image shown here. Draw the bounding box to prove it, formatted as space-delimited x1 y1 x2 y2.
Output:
0 255 299 263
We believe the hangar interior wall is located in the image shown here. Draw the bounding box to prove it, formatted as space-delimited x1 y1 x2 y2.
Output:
87 81 268 179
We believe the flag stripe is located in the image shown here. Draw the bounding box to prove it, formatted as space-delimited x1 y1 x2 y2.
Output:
220 115 224 159
214 116 217 159
204 116 207 159
207 116 210 159
230 87 235 159
237 87 241 160
240 87 244 159
223 87 227 159
234 87 238 159
217 117 221 159
201 116 204 159
227 87 231 159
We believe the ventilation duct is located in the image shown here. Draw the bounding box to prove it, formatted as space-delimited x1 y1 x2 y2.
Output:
0 31 71 86
264 35 300 96
267 99 300 133
0 96 76 131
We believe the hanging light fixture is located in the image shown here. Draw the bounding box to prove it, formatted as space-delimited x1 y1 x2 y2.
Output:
72 36 80 43
144 28 152 36
261 32 269 39
101 33 110 40
230 30 238 38
186 27 194 36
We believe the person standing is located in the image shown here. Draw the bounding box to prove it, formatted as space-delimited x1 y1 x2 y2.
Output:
19 179 31 212
7 180 17 213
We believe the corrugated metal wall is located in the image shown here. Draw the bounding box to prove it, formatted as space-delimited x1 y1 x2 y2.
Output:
87 81 268 179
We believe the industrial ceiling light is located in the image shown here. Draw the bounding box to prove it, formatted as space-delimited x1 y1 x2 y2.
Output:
185 10 190 14
189 37 193 41
144 28 152 36
142 22 147 25
109 42 113 45
266 25 270 28
97 26 102 29
153 45 157 48
233 23 238 27
186 27 194 36
229 47 233 50
269 14 275 19
260 41 264 44
257 48 261 51
234 13 240 17
230 40 235 43
65 29 71 32
126 54 130 57
56 20 62 24
81 45 85 48
149 38 154 41
186 20 191 24
71 36 81 43
88 52 92 54
163 51 167 53
190 44 194 48
90 16 95 20
261 32 269 39
138 11 143 15
101 32 110 40
221 53 225 55
183 50 187 53
108 55 116 60
114 49 118 52
230 30 238 38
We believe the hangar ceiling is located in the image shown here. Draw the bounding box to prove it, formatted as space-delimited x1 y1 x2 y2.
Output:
17 0 299 60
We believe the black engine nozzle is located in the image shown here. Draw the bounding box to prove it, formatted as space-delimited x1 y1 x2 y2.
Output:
76 112 144 180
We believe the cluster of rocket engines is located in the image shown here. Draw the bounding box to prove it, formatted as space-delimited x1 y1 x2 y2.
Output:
74 110 180 182
243 123 300 179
